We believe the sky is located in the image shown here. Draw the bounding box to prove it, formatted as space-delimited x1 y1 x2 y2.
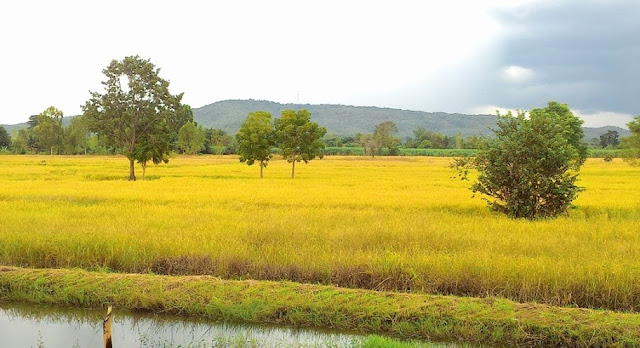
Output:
0 0 638 128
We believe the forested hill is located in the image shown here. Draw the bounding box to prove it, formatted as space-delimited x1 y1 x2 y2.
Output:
192 100 498 137
192 100 630 139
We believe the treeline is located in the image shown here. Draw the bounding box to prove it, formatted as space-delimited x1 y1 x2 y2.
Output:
0 111 235 156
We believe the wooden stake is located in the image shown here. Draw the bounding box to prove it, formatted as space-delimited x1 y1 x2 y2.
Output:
103 305 113 348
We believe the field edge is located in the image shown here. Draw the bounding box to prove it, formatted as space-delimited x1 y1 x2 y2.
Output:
1 266 639 347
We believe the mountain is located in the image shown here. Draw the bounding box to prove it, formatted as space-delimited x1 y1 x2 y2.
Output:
582 126 630 141
192 100 631 139
1 117 73 135
193 100 498 138
2 100 630 140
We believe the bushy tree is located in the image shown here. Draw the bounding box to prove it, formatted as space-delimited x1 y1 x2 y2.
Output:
178 121 205 155
274 109 326 178
599 130 620 148
406 127 448 149
236 111 274 178
34 106 64 154
452 102 588 220
64 116 90 154
0 126 10 148
359 121 400 157
622 115 640 166
82 56 187 180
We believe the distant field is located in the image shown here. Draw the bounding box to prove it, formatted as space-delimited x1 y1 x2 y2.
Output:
0 155 639 311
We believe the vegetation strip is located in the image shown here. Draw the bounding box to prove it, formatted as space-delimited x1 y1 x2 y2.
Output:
1 267 639 347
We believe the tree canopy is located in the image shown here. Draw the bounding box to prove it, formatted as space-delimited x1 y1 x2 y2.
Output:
178 121 205 155
0 126 10 148
452 101 588 220
82 56 187 180
34 106 64 154
274 109 326 178
236 111 275 178
622 115 640 166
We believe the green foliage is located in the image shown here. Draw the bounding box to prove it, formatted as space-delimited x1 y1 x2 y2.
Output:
178 121 206 155
0 126 10 148
358 121 400 157
621 115 640 166
274 109 326 178
34 106 64 154
599 130 620 148
236 111 274 178
406 127 449 149
454 102 588 220
64 116 90 155
82 56 185 180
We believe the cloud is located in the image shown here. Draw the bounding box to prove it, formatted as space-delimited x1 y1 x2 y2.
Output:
572 110 635 128
486 0 640 115
502 66 535 83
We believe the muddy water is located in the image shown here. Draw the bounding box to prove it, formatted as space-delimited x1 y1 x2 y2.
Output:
0 302 366 347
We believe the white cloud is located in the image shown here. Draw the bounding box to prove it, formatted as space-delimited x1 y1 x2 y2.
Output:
502 65 535 83
469 105 634 128
468 105 526 116
572 110 634 128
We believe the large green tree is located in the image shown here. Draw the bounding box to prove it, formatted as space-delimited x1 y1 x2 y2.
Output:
82 56 186 180
178 121 205 155
599 130 620 148
64 116 90 155
0 126 10 148
274 109 326 178
452 101 588 220
622 115 640 166
34 106 64 154
236 111 274 178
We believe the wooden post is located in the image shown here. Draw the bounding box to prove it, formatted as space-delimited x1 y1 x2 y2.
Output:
103 305 113 348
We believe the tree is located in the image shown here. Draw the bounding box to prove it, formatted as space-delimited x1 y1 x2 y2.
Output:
64 116 90 154
82 56 186 180
359 121 400 157
358 133 377 157
178 121 205 155
374 121 400 153
236 111 275 178
0 126 10 148
621 115 640 166
599 130 620 148
34 106 64 154
274 109 326 178
135 130 170 180
452 101 588 220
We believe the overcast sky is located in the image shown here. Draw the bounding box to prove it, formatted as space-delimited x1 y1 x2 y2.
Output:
0 0 638 127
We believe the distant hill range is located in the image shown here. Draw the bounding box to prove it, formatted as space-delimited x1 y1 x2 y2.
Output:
2 99 630 140
192 100 630 139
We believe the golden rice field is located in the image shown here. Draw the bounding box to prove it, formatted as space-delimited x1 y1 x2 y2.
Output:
0 155 639 311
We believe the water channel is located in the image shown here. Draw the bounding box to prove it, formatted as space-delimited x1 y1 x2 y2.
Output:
0 302 465 347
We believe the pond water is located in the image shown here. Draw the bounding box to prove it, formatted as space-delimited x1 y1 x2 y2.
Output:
0 302 366 347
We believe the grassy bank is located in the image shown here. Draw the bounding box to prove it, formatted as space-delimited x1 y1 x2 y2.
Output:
0 156 639 312
2 267 640 347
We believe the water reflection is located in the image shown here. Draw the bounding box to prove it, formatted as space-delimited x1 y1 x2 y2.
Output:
0 303 363 347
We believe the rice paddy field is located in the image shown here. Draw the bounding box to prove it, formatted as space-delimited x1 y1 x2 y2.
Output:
0 154 638 312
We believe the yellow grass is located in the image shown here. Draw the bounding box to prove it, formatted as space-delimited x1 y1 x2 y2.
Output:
0 155 639 311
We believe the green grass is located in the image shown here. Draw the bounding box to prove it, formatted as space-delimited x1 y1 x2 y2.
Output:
1 266 640 347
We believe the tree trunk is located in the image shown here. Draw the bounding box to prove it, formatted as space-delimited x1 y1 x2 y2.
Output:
103 306 113 348
260 160 264 178
50 147 53 155
142 161 147 180
129 158 136 181
291 160 296 179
